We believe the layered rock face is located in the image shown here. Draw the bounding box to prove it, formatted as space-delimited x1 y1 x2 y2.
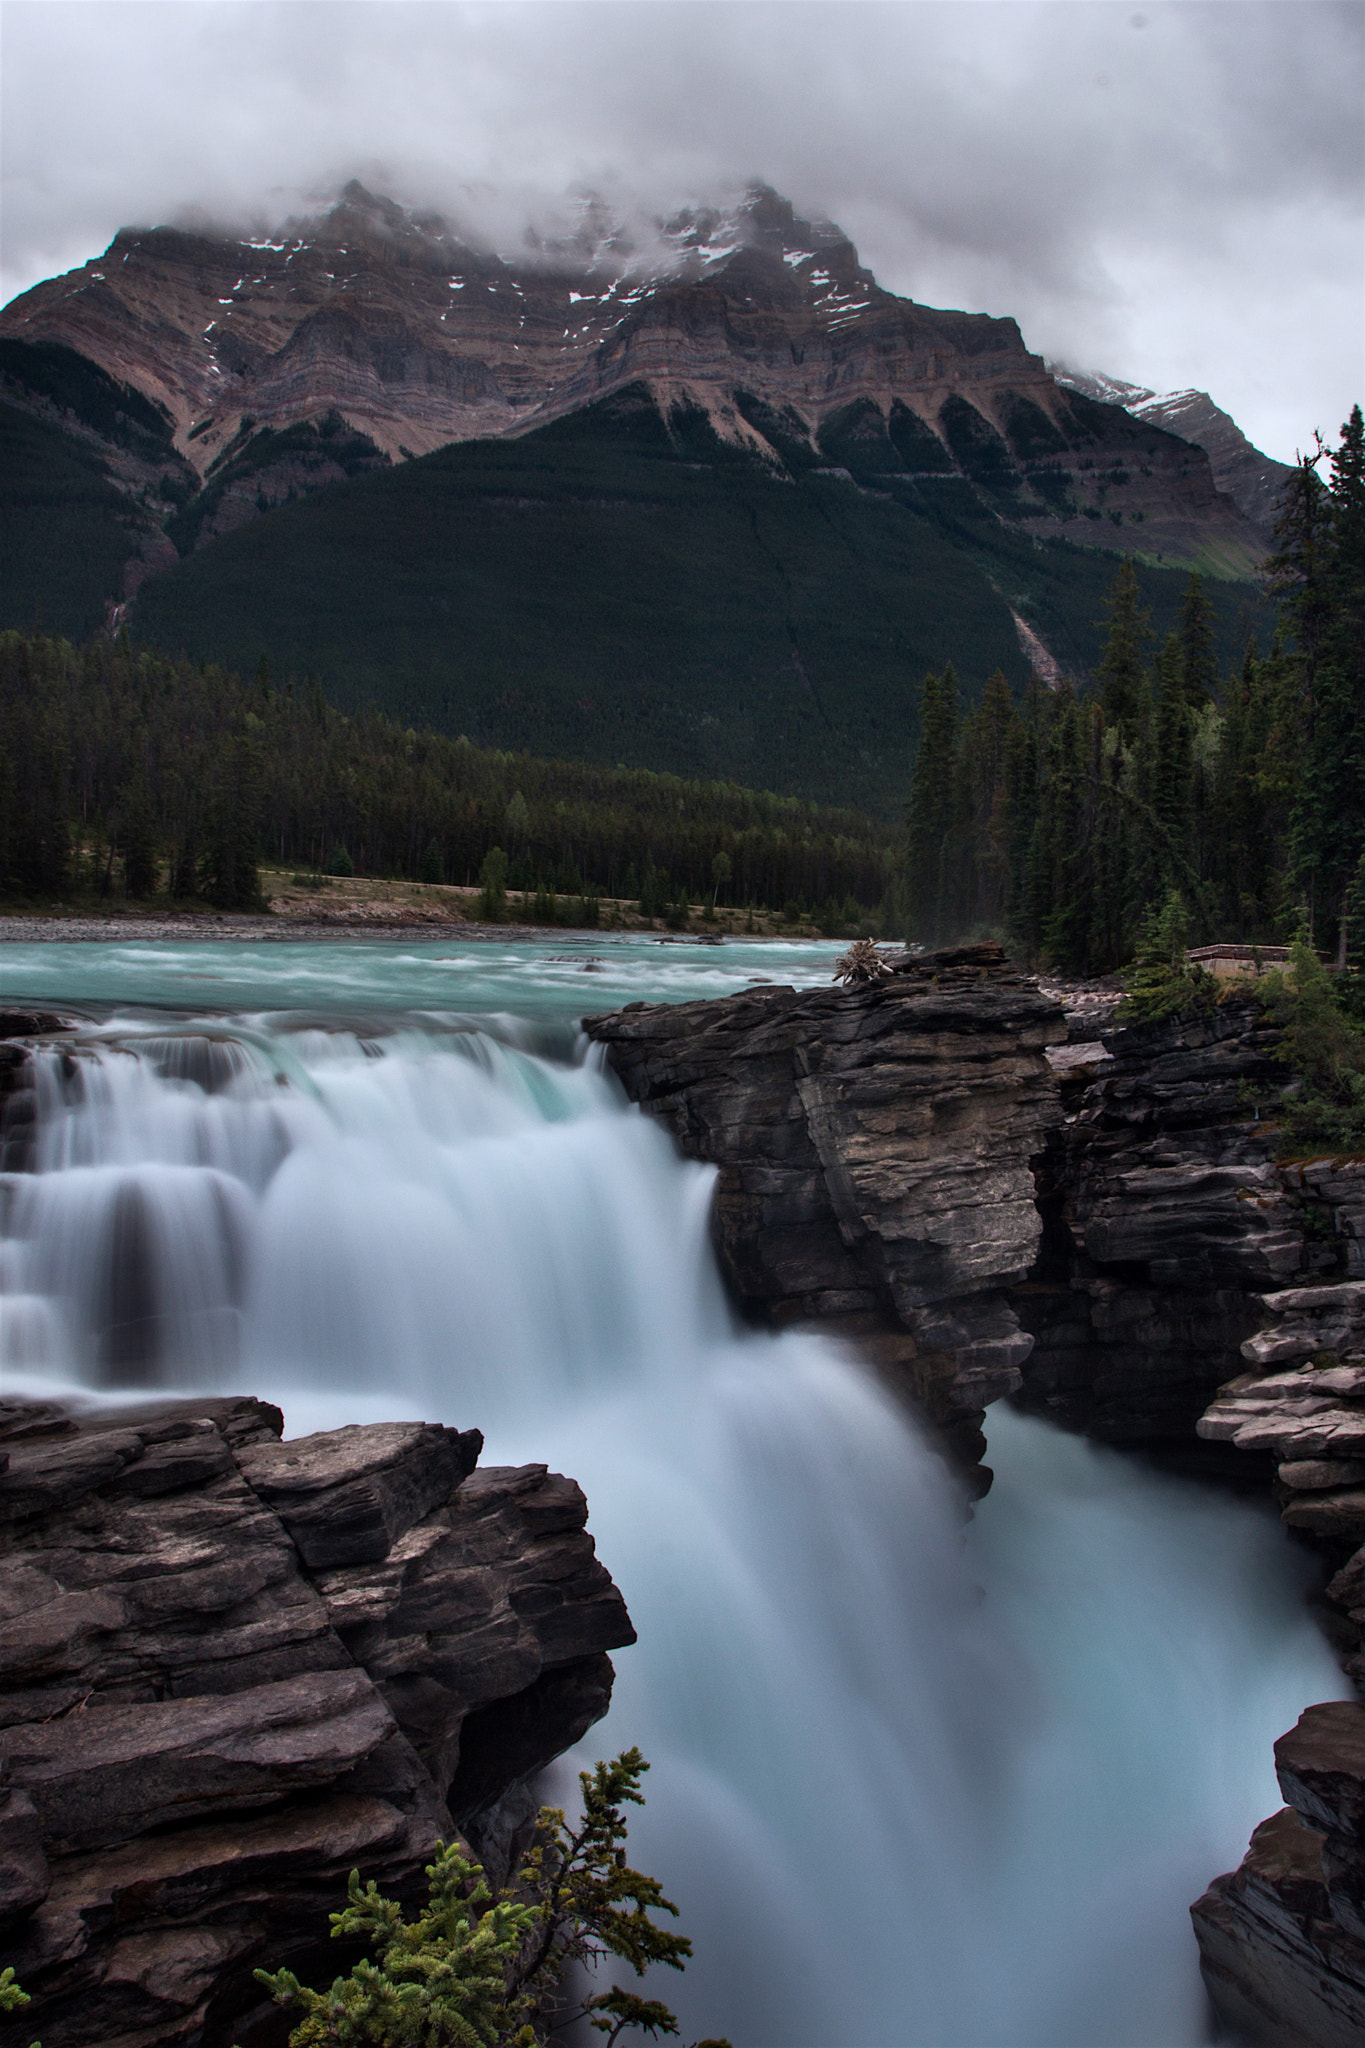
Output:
0 181 1263 571
1053 369 1294 535
1193 1701 1365 2047
1201 1279 1365 1596
0 1394 634 2048
1015 999 1316 1459
586 943 1065 1484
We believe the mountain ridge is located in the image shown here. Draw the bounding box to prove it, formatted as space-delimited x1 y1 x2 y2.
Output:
0 181 1276 814
1049 365 1294 534
1 179 1268 581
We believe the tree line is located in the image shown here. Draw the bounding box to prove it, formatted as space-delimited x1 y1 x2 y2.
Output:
901 407 1365 973
0 633 898 919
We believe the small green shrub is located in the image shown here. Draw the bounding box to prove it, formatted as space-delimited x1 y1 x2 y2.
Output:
1115 889 1217 1024
479 847 508 922
1260 937 1365 1154
255 1750 730 2048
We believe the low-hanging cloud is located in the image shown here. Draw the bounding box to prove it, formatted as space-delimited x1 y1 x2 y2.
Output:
2 0 1361 461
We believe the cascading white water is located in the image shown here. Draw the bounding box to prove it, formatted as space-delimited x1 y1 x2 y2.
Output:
0 1000 1346 2047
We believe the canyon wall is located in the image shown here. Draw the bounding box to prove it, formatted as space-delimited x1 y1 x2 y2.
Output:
590 958 1365 2045
1004 996 1365 2046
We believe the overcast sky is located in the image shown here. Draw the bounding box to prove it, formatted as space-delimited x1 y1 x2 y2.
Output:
2 0 1360 461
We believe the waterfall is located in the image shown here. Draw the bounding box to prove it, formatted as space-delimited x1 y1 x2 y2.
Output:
0 1004 1345 2047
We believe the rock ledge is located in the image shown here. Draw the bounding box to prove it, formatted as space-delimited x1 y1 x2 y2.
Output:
0 1394 634 2048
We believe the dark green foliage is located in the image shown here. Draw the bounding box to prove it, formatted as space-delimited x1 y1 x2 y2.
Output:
903 665 960 944
255 1749 731 2048
1095 558 1152 736
479 847 509 921
120 786 160 899
420 837 444 884
936 395 1018 491
901 546 1319 972
327 844 356 878
0 632 897 915
1177 572 1219 706
0 402 140 640
1277 408 1365 958
886 400 955 474
731 390 817 472
1115 890 1217 1023
815 398 904 478
199 765 263 910
1259 938 1365 1153
0 339 175 458
1003 394 1070 463
166 410 390 556
125 387 1264 818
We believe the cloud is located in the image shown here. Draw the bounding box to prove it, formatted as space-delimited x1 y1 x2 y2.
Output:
2 0 1360 460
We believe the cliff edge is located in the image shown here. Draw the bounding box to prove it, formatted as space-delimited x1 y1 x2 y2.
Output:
0 1394 634 2048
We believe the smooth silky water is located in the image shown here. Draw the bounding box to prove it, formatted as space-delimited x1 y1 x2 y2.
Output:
0 937 1347 2046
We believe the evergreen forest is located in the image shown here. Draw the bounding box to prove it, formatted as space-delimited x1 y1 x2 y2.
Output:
2 406 1358 967
0 632 898 922
901 409 1365 973
114 385 1265 817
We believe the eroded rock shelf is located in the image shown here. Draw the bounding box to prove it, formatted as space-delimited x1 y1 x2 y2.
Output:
0 1395 633 2048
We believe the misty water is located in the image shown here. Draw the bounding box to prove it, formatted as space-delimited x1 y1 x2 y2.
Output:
0 936 1346 2046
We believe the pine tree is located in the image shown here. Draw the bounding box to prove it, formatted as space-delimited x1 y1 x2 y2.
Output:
1284 413 1365 958
478 846 508 920
120 782 160 899
1177 571 1219 706
1004 688 1042 958
905 665 960 943
1095 559 1153 738
255 1750 731 2048
1152 632 1195 865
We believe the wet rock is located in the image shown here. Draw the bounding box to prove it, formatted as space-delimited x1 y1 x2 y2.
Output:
0 1394 633 2048
1194 1704 1365 2046
586 942 1065 1480
236 1420 483 1568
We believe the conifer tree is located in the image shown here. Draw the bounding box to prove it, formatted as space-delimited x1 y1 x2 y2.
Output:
1152 632 1195 865
905 665 960 942
1283 412 1365 957
1095 559 1153 737
1177 571 1219 706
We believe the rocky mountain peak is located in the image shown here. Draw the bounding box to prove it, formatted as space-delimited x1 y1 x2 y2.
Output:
0 178 1269 580
1051 364 1292 533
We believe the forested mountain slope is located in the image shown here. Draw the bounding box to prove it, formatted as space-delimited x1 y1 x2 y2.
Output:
0 181 1270 810
128 384 1267 814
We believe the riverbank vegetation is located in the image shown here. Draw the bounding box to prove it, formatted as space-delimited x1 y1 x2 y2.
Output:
0 632 896 926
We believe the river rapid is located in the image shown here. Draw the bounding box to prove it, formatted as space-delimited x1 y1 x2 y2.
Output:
0 934 1346 2046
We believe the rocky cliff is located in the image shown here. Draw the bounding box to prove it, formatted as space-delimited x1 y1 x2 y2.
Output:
0 1392 634 2048
587 964 1365 2040
1053 369 1294 535
586 942 1066 1488
2 180 1264 574
1192 1700 1365 2048
1013 997 1315 1465
991 992 1365 2043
